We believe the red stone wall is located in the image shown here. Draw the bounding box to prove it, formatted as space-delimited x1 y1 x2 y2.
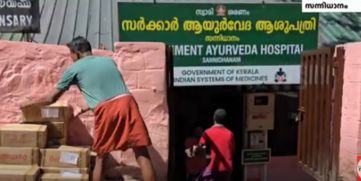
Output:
339 42 361 181
0 40 168 180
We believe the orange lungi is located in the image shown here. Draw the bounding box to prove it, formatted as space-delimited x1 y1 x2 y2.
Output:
92 94 151 155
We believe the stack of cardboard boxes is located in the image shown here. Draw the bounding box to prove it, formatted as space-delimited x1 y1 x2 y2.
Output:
0 124 45 180
40 145 90 181
21 103 71 146
0 104 90 181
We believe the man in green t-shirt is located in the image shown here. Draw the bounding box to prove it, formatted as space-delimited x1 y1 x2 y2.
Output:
20 37 156 181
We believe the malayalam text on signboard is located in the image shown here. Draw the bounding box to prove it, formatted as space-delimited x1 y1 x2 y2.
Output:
118 3 318 86
0 0 40 33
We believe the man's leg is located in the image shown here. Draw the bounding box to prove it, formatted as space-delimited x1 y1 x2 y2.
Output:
133 146 156 181
93 154 106 181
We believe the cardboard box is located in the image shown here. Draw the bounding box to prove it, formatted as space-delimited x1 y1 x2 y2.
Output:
24 121 67 139
0 147 39 165
25 121 66 139
23 121 68 147
40 146 90 168
41 167 89 174
0 124 47 148
20 104 43 122
0 165 40 181
41 173 89 181
21 103 72 123
41 105 72 122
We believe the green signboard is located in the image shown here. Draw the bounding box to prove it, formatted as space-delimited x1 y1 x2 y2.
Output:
242 149 271 165
118 3 318 86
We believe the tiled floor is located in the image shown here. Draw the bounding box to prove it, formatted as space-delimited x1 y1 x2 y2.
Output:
247 156 316 181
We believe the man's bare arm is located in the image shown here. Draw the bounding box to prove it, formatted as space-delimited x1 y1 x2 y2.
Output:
20 88 65 108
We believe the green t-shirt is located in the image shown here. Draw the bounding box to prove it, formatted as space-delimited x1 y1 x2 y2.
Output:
56 56 129 109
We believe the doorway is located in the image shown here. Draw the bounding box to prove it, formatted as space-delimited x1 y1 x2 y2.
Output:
268 93 299 156
167 85 314 181
168 86 245 181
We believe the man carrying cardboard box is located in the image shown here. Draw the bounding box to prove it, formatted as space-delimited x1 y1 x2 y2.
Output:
20 37 156 181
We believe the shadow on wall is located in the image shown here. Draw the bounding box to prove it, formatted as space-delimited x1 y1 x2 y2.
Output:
104 146 167 180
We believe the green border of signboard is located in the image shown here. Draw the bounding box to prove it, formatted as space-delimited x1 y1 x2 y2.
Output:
118 3 318 86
